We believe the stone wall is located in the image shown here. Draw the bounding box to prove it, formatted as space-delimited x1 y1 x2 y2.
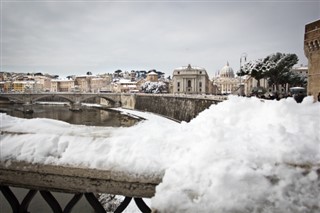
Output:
120 94 136 109
122 94 221 122
304 19 320 101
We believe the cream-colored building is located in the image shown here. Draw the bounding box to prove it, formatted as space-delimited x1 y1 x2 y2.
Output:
12 81 35 93
90 77 111 93
242 76 269 96
112 79 138 93
291 65 308 79
74 75 92 93
172 64 211 94
51 79 74 92
146 71 158 82
212 62 240 95
33 75 51 92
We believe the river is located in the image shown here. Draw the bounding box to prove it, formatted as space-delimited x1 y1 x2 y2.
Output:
0 102 139 127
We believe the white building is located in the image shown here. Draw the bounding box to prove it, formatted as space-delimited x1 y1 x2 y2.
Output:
291 65 308 79
212 62 240 95
112 79 138 93
172 64 211 94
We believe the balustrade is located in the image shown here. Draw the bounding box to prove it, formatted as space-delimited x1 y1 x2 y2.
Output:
0 161 161 213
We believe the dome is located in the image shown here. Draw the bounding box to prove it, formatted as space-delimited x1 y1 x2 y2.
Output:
220 62 235 78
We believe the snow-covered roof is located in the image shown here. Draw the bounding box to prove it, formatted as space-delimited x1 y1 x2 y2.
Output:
118 79 136 84
75 75 97 78
51 79 74 82
147 71 158 75
13 81 35 84
292 66 308 70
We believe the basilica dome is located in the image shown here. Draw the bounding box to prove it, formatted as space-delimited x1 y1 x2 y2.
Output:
220 62 235 78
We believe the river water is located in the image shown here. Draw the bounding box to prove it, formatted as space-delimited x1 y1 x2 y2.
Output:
0 102 139 127
0 103 141 213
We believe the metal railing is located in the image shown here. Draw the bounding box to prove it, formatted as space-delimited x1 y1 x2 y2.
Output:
0 186 151 213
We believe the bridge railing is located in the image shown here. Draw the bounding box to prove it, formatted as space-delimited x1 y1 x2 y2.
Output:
0 161 161 213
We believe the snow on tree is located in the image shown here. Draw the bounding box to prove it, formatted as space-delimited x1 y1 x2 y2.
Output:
141 81 167 93
238 52 298 92
264 53 298 92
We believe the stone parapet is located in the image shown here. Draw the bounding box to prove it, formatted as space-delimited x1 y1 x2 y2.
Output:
0 161 161 198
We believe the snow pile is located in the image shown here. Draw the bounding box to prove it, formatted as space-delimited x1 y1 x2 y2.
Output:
152 96 320 212
1 96 320 212
0 109 178 175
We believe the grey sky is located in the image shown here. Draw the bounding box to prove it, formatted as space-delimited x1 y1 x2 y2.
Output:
1 0 319 78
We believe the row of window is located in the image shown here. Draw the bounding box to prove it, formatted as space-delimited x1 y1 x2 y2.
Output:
176 71 203 75
177 88 202 92
177 80 203 92
177 80 202 88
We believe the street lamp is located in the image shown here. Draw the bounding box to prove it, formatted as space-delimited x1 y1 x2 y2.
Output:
239 52 248 96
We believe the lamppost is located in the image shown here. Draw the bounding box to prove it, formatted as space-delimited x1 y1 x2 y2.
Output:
239 52 248 96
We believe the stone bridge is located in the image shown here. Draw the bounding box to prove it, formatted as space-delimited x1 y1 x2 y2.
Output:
0 92 122 111
0 92 226 121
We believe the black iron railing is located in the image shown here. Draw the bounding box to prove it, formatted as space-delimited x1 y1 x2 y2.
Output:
1 185 151 213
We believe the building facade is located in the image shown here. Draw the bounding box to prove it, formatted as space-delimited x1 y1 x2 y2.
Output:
51 79 75 92
212 62 240 95
304 19 320 100
172 64 210 94
146 71 159 82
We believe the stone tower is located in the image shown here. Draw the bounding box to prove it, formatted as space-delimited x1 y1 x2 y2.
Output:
304 19 320 100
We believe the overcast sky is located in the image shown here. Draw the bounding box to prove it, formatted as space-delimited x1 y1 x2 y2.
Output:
1 0 319 78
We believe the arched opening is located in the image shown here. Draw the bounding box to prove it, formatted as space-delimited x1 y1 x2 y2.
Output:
99 97 116 107
188 80 191 87
34 95 73 103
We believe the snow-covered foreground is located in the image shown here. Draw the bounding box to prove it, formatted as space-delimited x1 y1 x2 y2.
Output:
1 96 320 212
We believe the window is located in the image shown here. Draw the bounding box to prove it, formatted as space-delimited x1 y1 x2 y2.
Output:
178 88 180 92
199 82 202 87
177 71 180 74
188 80 191 87
177 82 180 87
200 71 202 74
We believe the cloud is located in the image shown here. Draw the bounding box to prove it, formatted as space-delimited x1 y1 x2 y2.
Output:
1 1 319 77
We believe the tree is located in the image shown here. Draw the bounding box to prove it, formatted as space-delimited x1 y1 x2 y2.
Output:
141 81 167 93
280 71 307 88
114 69 122 78
264 53 298 92
240 58 271 87
239 53 299 92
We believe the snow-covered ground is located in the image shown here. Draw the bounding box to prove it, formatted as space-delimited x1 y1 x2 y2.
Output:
1 96 320 212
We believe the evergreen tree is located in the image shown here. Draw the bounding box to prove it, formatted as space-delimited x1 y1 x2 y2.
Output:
264 53 298 92
239 52 299 92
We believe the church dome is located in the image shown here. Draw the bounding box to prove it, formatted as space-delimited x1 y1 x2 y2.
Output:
220 62 235 78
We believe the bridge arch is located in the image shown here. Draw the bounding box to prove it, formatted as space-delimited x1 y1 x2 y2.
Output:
80 94 122 108
2 96 24 103
32 94 74 103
